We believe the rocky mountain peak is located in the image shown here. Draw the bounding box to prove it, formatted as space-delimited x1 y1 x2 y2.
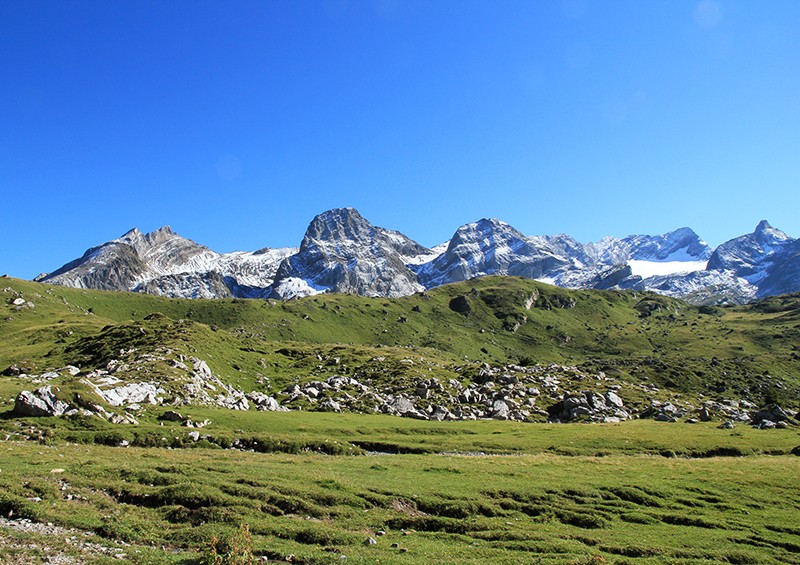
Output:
446 218 525 252
753 220 790 245
121 227 142 239
35 209 798 305
270 208 429 299
302 208 372 246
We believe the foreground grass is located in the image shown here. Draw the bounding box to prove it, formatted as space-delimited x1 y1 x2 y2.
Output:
1 416 800 564
5 411 799 459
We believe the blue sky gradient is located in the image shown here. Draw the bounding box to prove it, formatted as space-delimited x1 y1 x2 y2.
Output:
2 0 799 278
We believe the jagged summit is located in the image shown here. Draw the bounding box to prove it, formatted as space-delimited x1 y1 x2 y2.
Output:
302 208 369 243
416 218 569 289
36 210 797 305
270 208 431 299
706 219 795 293
753 219 790 244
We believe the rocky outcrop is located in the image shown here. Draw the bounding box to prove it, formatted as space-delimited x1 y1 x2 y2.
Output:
546 390 630 423
12 385 137 424
13 386 71 417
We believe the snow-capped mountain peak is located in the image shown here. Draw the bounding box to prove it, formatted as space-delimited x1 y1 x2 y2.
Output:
36 211 798 305
269 208 431 299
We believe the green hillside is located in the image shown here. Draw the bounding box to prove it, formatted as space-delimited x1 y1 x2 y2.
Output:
2 276 800 564
2 275 799 408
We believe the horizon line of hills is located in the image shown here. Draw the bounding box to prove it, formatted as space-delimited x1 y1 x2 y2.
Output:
36 208 800 306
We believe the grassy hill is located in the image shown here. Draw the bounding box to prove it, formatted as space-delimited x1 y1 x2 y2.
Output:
1 276 800 564
2 275 799 408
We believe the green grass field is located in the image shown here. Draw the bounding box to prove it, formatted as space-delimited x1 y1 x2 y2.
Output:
1 276 800 563
1 415 799 564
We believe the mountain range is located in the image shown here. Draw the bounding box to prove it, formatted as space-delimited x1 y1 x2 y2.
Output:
36 208 799 305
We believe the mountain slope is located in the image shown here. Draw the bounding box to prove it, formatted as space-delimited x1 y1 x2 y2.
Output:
39 226 295 299
269 208 433 299
414 218 572 289
2 276 799 417
36 210 797 304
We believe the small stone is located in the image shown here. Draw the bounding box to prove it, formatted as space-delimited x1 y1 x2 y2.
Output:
158 410 184 422
376 530 386 536
363 537 377 546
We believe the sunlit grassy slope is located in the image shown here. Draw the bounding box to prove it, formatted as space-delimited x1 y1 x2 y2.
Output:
2 275 799 405
1 432 799 564
2 277 800 564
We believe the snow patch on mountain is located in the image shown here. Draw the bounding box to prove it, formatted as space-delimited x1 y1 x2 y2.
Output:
627 259 708 278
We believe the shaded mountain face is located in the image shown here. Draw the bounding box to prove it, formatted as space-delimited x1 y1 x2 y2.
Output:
707 221 792 278
269 208 433 299
37 211 795 305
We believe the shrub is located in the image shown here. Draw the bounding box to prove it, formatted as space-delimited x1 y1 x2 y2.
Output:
203 523 256 565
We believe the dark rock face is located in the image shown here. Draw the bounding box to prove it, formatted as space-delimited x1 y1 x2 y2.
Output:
756 239 800 298
269 208 430 299
590 265 639 291
448 295 472 315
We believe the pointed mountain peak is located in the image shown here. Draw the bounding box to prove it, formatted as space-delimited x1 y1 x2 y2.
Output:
755 220 772 233
121 227 142 238
151 225 174 236
752 219 790 244
304 207 373 243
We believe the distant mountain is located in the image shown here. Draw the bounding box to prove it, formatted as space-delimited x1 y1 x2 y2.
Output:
269 208 434 299
413 219 572 289
37 209 798 305
38 226 295 299
585 227 713 264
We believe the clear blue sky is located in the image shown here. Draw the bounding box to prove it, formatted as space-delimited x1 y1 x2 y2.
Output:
2 0 798 278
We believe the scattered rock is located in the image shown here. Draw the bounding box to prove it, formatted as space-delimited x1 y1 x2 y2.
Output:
13 387 70 417
158 410 184 422
751 404 793 425
246 392 288 412
319 399 342 412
